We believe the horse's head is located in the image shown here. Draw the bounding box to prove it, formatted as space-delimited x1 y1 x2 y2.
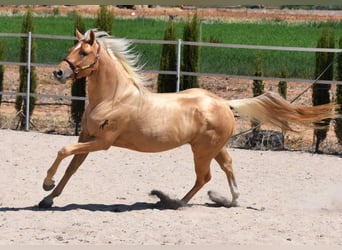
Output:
53 29 101 83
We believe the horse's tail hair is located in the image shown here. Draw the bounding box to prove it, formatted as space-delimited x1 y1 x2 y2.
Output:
228 91 339 132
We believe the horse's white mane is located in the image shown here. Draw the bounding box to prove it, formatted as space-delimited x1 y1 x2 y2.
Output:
86 29 146 90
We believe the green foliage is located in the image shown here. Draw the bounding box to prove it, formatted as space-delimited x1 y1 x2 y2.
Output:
207 35 222 43
252 52 264 97
181 12 200 90
94 5 114 35
278 65 288 99
251 52 264 130
52 7 60 16
157 19 178 93
0 42 4 106
15 7 38 129
71 12 87 136
335 36 342 145
312 26 335 152
2 16 342 79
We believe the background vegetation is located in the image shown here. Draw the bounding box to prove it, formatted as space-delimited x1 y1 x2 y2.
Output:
157 19 178 93
14 8 37 129
1 16 342 80
71 12 87 136
0 42 4 106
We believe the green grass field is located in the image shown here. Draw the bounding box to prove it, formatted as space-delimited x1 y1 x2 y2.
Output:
1 15 342 79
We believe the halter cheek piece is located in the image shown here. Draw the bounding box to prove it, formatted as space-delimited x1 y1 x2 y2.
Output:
63 41 101 78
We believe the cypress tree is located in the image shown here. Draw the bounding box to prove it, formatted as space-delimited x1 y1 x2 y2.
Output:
71 12 86 136
181 11 200 90
157 19 177 93
250 52 264 141
0 42 4 106
334 35 342 144
94 5 114 35
278 65 288 100
312 27 335 152
15 7 37 130
252 52 264 98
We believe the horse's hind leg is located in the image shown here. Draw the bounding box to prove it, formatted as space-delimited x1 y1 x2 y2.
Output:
181 154 212 204
214 148 239 205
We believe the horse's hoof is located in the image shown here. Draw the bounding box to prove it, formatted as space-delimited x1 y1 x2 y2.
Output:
208 190 237 208
43 183 55 191
38 198 53 209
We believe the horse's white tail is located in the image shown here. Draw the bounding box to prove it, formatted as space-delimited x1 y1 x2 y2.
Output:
228 91 338 132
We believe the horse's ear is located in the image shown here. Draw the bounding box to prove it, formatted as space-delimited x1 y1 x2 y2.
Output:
88 30 96 46
75 29 83 40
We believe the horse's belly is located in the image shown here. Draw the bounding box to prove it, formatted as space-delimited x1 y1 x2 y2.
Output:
113 129 190 153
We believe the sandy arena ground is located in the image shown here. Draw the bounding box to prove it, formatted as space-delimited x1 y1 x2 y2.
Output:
0 129 342 245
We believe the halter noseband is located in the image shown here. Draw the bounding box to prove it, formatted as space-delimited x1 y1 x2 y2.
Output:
63 41 101 78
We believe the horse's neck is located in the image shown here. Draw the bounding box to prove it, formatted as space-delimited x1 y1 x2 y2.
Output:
87 56 140 107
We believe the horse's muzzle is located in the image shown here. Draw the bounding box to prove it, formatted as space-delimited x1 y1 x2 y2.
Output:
53 66 73 83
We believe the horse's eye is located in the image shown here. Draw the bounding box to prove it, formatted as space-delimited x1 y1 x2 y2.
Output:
80 50 88 57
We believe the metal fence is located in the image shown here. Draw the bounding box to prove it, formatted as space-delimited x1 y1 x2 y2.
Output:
1 32 342 131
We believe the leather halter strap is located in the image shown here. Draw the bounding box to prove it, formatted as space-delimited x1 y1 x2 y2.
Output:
63 41 101 78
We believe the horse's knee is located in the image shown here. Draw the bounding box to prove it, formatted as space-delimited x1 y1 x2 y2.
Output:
57 147 69 158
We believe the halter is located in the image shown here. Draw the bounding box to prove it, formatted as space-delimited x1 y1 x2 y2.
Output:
63 41 101 78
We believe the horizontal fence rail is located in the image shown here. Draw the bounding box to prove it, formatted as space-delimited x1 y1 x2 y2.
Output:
1 32 342 130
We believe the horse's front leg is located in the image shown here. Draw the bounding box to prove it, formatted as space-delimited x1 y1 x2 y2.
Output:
39 137 112 208
41 132 91 191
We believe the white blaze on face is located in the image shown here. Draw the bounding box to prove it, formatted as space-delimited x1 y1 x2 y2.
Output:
73 43 81 52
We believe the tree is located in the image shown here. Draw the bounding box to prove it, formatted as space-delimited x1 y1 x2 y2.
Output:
181 11 200 90
334 35 342 144
278 65 288 99
94 5 114 34
312 26 335 152
71 12 87 136
252 52 264 98
250 52 265 143
15 7 37 130
0 42 4 106
157 19 178 93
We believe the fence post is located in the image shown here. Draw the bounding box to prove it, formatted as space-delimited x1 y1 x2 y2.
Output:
25 31 31 131
176 39 181 92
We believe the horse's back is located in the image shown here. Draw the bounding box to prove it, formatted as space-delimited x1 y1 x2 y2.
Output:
156 88 236 144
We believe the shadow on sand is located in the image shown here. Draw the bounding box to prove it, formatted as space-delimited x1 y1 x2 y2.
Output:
0 190 251 213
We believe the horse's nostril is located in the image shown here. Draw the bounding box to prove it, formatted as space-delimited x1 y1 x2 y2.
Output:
53 69 63 78
57 69 63 76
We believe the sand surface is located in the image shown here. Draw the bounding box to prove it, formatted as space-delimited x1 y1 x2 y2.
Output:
0 129 342 245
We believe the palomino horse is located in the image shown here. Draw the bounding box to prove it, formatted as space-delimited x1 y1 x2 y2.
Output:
39 29 337 208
